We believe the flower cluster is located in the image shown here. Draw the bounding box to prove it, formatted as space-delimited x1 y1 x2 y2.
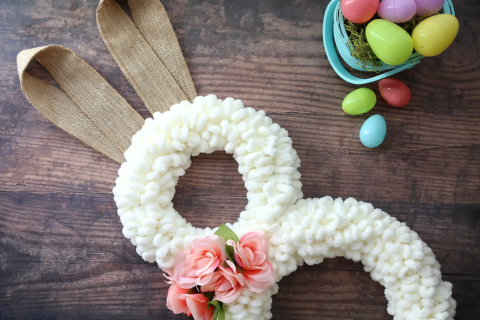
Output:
164 227 275 320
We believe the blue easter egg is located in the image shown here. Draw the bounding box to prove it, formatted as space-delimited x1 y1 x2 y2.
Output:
360 114 387 148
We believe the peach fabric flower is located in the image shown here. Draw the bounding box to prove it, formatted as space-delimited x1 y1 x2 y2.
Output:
174 235 227 289
163 268 175 284
228 232 276 293
184 294 213 320
202 260 245 304
166 284 190 314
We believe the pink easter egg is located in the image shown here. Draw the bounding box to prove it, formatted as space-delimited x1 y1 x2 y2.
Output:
414 0 444 16
378 0 418 23
379 78 411 107
341 0 379 24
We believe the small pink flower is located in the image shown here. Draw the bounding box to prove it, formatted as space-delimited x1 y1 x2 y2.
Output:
163 268 175 284
174 235 227 289
166 284 190 314
202 260 245 304
183 294 213 320
228 232 276 293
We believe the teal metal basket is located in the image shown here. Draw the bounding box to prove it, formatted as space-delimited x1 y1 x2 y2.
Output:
323 0 455 84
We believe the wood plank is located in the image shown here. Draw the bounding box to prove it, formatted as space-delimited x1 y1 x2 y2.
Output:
1 259 477 320
1 260 476 320
273 269 480 320
1 0 479 319
2 0 479 117
1 0 479 203
1 130 479 204
0 191 478 273
1 191 479 319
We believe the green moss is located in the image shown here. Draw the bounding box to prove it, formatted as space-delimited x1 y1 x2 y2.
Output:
344 18 382 70
399 14 434 34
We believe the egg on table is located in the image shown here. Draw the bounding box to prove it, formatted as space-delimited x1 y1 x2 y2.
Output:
366 19 413 65
341 0 379 24
379 78 411 107
342 88 377 115
412 14 459 56
360 114 387 148
414 0 444 16
377 0 417 23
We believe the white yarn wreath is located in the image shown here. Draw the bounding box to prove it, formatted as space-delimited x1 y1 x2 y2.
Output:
113 95 456 320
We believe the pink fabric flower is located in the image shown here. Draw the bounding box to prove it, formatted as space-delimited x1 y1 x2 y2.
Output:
166 284 190 314
174 235 227 289
202 260 245 304
166 285 213 320
228 232 276 293
183 294 213 320
163 268 175 284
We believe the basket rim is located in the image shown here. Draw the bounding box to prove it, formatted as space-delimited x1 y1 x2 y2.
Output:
334 2 424 72
322 0 456 84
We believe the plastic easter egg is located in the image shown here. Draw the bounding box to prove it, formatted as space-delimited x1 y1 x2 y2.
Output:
379 78 411 107
377 0 417 23
360 114 386 148
366 19 413 66
414 0 444 16
341 0 379 24
412 14 459 57
342 88 377 115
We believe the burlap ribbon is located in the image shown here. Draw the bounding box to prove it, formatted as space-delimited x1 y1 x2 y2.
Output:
17 0 197 164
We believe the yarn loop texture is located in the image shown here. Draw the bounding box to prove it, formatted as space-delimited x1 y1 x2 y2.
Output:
113 95 456 320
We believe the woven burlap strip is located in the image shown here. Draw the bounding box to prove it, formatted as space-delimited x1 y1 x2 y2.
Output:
97 0 196 114
18 0 198 163
128 0 197 102
17 45 145 164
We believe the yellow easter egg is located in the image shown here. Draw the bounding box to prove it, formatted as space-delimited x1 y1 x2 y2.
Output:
412 14 459 57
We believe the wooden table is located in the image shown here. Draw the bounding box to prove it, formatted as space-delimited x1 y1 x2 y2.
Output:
1 0 479 319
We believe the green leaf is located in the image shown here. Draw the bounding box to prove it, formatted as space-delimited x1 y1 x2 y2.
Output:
202 291 215 302
187 287 199 294
208 301 226 320
215 224 240 243
225 244 235 263
215 224 239 263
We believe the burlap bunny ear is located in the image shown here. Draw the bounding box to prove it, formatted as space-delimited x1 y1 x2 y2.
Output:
17 45 144 163
97 0 197 113
17 0 197 163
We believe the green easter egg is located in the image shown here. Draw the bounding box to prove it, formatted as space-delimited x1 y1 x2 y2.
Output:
342 88 376 115
366 19 413 66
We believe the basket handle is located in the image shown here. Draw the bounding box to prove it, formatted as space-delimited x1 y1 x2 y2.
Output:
323 0 420 85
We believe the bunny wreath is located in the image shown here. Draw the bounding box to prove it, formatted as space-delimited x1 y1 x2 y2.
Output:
17 0 455 320
115 97 456 320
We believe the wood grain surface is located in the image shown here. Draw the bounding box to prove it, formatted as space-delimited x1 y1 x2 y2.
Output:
1 0 479 319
